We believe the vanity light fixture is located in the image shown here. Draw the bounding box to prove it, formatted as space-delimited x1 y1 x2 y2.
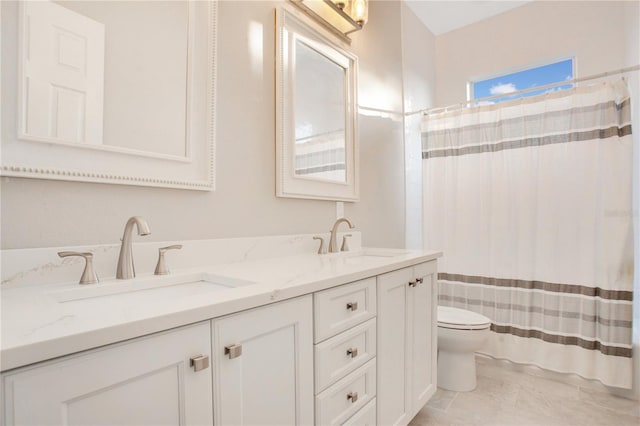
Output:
350 0 368 25
289 0 369 43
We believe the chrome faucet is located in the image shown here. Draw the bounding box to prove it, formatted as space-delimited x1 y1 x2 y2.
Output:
328 217 354 253
116 216 151 279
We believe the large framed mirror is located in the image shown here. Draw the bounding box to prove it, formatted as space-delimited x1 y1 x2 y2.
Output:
0 0 216 191
275 8 359 201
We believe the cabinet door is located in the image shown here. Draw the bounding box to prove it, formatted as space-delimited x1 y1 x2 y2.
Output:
212 295 314 425
376 267 413 426
2 322 213 426
408 261 438 418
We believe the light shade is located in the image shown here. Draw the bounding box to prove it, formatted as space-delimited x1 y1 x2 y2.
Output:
289 0 367 43
350 0 368 25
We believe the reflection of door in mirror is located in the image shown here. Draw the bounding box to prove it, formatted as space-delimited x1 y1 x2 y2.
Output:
294 40 346 184
20 0 189 158
22 1 105 146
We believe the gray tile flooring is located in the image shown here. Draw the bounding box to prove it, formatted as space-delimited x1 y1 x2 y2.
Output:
410 357 640 426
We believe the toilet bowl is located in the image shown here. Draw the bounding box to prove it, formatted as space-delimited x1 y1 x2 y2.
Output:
437 306 491 392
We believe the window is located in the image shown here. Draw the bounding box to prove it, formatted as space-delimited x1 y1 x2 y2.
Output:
470 58 574 104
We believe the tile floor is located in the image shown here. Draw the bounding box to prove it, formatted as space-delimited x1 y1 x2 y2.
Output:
409 357 640 426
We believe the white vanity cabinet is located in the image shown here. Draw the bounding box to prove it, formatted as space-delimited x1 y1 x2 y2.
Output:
211 295 314 425
1 296 315 426
313 278 378 425
1 322 213 426
377 261 438 426
0 255 440 426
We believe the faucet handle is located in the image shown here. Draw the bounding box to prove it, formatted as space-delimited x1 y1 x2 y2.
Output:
58 251 99 285
341 234 353 252
154 245 183 275
313 236 327 254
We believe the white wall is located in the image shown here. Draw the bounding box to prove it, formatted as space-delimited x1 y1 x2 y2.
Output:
1 0 435 250
401 2 436 250
345 0 407 249
435 1 639 106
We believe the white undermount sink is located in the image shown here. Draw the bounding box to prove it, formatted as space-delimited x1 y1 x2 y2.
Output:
50 272 255 303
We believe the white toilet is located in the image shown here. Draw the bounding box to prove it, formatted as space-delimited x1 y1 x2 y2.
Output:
437 306 491 392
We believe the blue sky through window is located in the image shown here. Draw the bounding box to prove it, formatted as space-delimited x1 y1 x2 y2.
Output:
472 59 573 103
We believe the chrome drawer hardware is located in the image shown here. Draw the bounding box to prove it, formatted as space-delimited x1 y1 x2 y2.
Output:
346 302 358 311
190 355 210 372
225 344 243 359
347 392 358 403
346 347 358 358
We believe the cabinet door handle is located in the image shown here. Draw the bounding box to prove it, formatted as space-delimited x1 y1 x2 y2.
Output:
347 392 358 403
416 277 424 284
346 347 358 358
408 280 416 287
190 354 210 372
225 344 243 359
346 302 358 311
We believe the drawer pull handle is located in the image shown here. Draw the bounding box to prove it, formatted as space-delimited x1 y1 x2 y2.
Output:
347 392 358 403
346 302 358 311
346 347 358 358
190 355 210 372
225 344 243 359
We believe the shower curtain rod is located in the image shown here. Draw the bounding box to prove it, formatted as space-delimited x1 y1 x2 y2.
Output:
419 64 640 116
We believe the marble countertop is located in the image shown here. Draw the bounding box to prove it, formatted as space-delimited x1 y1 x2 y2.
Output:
1 247 441 372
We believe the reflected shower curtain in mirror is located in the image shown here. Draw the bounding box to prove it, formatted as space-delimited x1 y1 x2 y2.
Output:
422 81 634 388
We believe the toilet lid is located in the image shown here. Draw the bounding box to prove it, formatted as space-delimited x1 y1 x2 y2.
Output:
437 306 491 330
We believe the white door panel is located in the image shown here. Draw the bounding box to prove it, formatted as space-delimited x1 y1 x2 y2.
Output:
213 296 314 425
377 267 412 426
21 1 104 144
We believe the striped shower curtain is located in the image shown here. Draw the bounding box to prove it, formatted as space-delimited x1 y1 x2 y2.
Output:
422 81 634 388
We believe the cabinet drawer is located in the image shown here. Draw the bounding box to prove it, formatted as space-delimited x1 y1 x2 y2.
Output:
314 278 376 342
315 359 376 426
315 318 376 393
342 398 376 426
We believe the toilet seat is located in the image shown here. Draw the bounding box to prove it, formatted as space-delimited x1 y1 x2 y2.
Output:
437 306 491 330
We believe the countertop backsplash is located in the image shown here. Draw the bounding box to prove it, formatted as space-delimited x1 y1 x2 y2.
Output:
1 232 362 287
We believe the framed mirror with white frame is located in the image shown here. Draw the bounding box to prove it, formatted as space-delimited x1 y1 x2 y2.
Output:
0 0 217 191
275 7 359 201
